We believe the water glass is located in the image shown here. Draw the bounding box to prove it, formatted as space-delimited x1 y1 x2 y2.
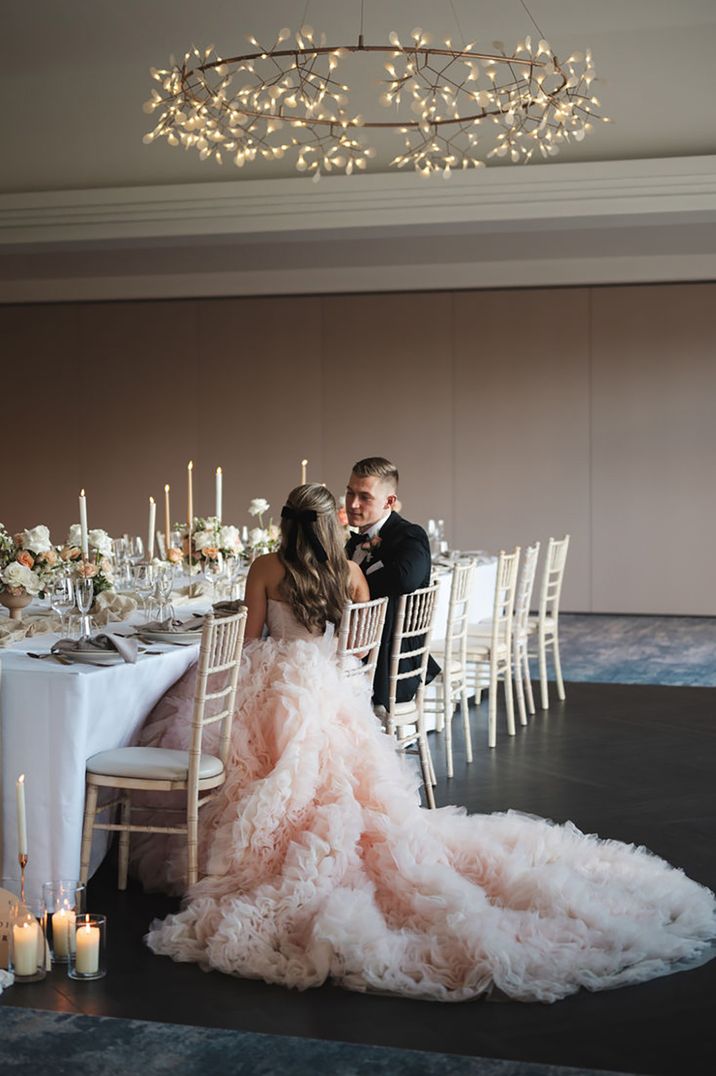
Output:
154 565 175 621
131 563 155 619
50 575 74 634
202 551 226 599
128 536 144 567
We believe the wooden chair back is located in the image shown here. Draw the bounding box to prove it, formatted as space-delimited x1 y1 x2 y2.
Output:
490 548 521 653
188 609 247 786
538 535 570 621
337 597 388 682
514 542 540 638
444 558 475 667
387 583 439 715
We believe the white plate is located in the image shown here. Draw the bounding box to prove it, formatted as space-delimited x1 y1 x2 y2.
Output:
137 629 202 645
57 649 126 665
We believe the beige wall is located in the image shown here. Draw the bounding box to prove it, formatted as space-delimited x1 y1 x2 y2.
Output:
1 282 714 614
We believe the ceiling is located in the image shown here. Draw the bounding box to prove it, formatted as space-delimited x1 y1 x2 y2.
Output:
3 2 716 302
5 0 716 194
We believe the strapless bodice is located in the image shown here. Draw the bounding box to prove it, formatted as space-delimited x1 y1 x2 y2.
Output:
266 598 322 643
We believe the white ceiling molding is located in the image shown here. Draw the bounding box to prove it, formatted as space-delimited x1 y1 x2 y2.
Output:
2 156 716 247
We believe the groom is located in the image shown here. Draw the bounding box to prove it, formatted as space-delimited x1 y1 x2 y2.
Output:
345 457 439 709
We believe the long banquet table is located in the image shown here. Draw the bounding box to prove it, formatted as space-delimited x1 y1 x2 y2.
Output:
0 555 497 891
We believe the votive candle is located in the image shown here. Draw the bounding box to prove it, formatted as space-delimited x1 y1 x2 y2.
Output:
13 919 40 976
52 907 76 959
75 916 100 975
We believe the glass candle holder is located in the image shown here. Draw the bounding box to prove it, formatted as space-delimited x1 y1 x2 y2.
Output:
9 899 47 982
68 914 106 980
42 880 86 963
0 879 22 971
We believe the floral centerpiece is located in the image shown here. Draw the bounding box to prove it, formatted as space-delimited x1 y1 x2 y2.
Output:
246 499 280 558
0 523 61 610
62 525 115 598
172 516 244 566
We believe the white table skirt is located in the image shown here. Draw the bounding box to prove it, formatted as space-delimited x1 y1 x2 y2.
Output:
0 612 201 894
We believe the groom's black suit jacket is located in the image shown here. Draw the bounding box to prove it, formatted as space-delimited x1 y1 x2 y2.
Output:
348 512 440 709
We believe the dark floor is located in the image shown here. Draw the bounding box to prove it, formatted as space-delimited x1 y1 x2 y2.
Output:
2 682 715 1076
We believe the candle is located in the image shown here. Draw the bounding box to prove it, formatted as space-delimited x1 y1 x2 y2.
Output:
12 918 40 976
215 467 223 523
52 907 76 959
16 774 27 857
79 489 89 559
187 461 194 527
164 484 171 550
147 497 156 561
301 459 308 485
75 916 100 974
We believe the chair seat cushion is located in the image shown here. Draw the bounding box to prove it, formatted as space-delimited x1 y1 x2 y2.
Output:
373 700 418 719
428 645 463 676
466 639 509 658
86 746 224 783
527 615 556 632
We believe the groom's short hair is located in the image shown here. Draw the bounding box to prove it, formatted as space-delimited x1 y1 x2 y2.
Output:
351 457 399 490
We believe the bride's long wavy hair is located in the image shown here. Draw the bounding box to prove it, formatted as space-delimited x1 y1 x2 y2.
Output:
278 484 352 633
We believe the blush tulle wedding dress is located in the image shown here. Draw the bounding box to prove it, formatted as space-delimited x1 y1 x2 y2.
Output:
135 600 716 1003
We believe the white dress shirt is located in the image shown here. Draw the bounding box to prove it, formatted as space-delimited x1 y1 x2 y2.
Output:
351 513 391 565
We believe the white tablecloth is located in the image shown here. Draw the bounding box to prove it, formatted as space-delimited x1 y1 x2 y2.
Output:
0 611 201 893
432 556 497 638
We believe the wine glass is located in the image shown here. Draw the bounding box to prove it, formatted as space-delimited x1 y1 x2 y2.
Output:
224 555 245 600
74 576 94 641
50 575 75 636
202 552 226 601
128 537 144 567
154 565 175 622
131 563 155 620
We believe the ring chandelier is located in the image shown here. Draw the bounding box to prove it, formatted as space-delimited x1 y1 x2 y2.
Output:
143 13 608 180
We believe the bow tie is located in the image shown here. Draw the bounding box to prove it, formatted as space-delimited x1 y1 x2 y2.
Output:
346 532 362 556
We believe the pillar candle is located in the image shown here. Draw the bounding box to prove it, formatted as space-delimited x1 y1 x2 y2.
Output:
16 774 27 857
187 461 194 527
12 919 40 976
301 459 308 485
147 497 156 560
215 467 223 523
75 917 100 974
52 907 76 959
164 485 171 549
78 490 89 558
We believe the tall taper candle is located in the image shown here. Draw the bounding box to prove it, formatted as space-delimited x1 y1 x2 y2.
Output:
215 467 223 523
301 459 308 485
79 490 89 559
147 497 156 560
16 774 27 857
187 461 194 527
164 485 171 550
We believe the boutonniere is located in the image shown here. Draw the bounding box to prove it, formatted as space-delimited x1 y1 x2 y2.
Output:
360 535 382 564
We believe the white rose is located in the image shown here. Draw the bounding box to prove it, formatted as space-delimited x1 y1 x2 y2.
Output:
219 525 242 553
2 561 42 595
248 498 270 517
67 523 82 548
21 524 52 554
249 527 268 548
89 529 113 557
193 530 216 552
267 523 281 543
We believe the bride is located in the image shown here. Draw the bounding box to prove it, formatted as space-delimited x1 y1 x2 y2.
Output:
138 483 716 1003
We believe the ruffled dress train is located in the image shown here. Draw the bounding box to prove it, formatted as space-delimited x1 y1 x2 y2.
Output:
135 602 716 1003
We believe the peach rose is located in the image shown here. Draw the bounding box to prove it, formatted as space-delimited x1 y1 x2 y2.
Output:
100 557 113 575
76 561 98 578
16 550 35 569
36 549 58 567
203 547 219 560
61 545 83 562
167 547 183 564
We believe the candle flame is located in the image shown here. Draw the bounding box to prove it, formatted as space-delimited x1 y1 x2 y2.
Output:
80 489 85 497
216 466 222 475
18 774 24 785
164 484 170 492
301 459 308 466
188 460 193 470
149 496 155 504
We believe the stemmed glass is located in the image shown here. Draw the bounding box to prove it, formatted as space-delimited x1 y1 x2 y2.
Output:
224 555 245 600
154 565 175 622
74 577 94 641
202 552 226 601
50 575 75 636
127 537 144 567
131 564 155 620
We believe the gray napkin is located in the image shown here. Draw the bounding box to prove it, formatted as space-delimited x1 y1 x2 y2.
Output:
52 633 139 664
139 601 246 634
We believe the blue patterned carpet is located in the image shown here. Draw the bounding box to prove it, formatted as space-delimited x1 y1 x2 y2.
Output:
0 1007 635 1076
557 615 716 688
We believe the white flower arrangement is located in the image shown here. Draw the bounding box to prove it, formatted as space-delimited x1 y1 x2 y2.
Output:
245 501 280 557
177 516 245 563
0 521 62 597
66 524 113 558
